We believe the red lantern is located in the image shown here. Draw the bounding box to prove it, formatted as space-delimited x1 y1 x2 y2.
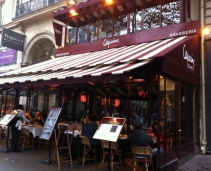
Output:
80 94 87 102
102 98 107 106
138 91 144 97
114 99 120 107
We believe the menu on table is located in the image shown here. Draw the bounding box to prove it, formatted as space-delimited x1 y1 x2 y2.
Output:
93 117 126 142
39 107 62 140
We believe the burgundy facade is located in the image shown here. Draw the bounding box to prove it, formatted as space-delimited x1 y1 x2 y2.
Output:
0 1 201 171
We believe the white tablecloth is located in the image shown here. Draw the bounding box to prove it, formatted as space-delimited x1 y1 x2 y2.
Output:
22 125 43 137
67 130 81 137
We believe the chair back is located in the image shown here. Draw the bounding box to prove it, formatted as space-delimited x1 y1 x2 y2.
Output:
166 137 172 150
80 136 91 150
20 128 30 137
101 140 119 151
131 146 152 161
58 123 68 131
0 126 3 132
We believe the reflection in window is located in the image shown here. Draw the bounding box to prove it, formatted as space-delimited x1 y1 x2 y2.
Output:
144 5 160 30
100 19 113 38
48 89 59 113
29 90 37 118
114 14 127 36
19 90 28 110
77 26 88 44
130 10 142 33
4 90 16 115
69 27 77 45
162 1 180 27
89 22 98 42
37 89 47 114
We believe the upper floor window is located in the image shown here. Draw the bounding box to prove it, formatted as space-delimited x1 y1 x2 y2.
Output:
16 0 62 17
67 0 180 46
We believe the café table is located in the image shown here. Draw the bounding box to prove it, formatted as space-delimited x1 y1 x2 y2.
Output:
22 124 43 138
58 129 83 160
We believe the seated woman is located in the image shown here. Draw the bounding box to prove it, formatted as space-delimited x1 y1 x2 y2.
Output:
25 112 32 122
82 114 101 159
33 111 44 126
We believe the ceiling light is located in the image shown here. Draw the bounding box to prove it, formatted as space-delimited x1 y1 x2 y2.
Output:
106 0 113 5
202 28 210 35
133 79 145 82
70 9 78 16
68 0 75 5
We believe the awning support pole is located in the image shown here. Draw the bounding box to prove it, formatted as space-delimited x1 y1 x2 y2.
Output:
200 0 207 154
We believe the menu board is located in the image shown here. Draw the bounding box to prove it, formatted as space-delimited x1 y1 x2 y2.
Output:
0 114 16 126
93 117 126 142
39 107 62 140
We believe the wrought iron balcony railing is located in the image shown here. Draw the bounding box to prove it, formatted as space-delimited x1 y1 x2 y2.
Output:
15 0 63 18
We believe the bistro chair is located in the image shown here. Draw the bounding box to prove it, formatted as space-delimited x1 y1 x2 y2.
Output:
99 140 122 170
166 137 173 150
1 126 12 147
52 127 74 170
80 135 96 166
0 126 6 146
19 128 34 151
131 146 154 171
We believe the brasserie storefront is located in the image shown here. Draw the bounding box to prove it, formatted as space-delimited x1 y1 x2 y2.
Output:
0 0 200 170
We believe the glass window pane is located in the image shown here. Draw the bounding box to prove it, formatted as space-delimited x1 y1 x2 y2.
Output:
114 14 128 36
130 9 142 33
19 90 27 110
89 22 98 42
99 18 113 38
5 90 16 114
77 26 88 44
162 1 180 27
48 88 59 113
69 27 77 45
29 90 37 118
144 5 160 30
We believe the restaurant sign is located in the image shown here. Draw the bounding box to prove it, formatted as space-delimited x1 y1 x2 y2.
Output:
103 38 120 48
0 47 17 65
1 28 26 52
183 44 195 71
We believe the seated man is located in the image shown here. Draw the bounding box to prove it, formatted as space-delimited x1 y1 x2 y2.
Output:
82 114 101 160
129 121 157 170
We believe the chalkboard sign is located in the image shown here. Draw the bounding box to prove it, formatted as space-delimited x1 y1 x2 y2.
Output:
39 107 62 140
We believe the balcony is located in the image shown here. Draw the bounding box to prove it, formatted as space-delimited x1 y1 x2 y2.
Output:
14 0 67 24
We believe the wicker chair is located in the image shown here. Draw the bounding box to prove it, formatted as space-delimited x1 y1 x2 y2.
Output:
19 128 34 151
99 140 122 170
131 146 154 171
80 135 96 166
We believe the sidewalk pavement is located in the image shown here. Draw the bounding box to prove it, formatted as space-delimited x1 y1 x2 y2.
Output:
176 153 211 171
0 146 132 171
0 145 211 171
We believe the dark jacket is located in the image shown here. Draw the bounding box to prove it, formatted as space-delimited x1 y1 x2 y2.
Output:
82 122 101 152
82 122 98 140
129 130 154 147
